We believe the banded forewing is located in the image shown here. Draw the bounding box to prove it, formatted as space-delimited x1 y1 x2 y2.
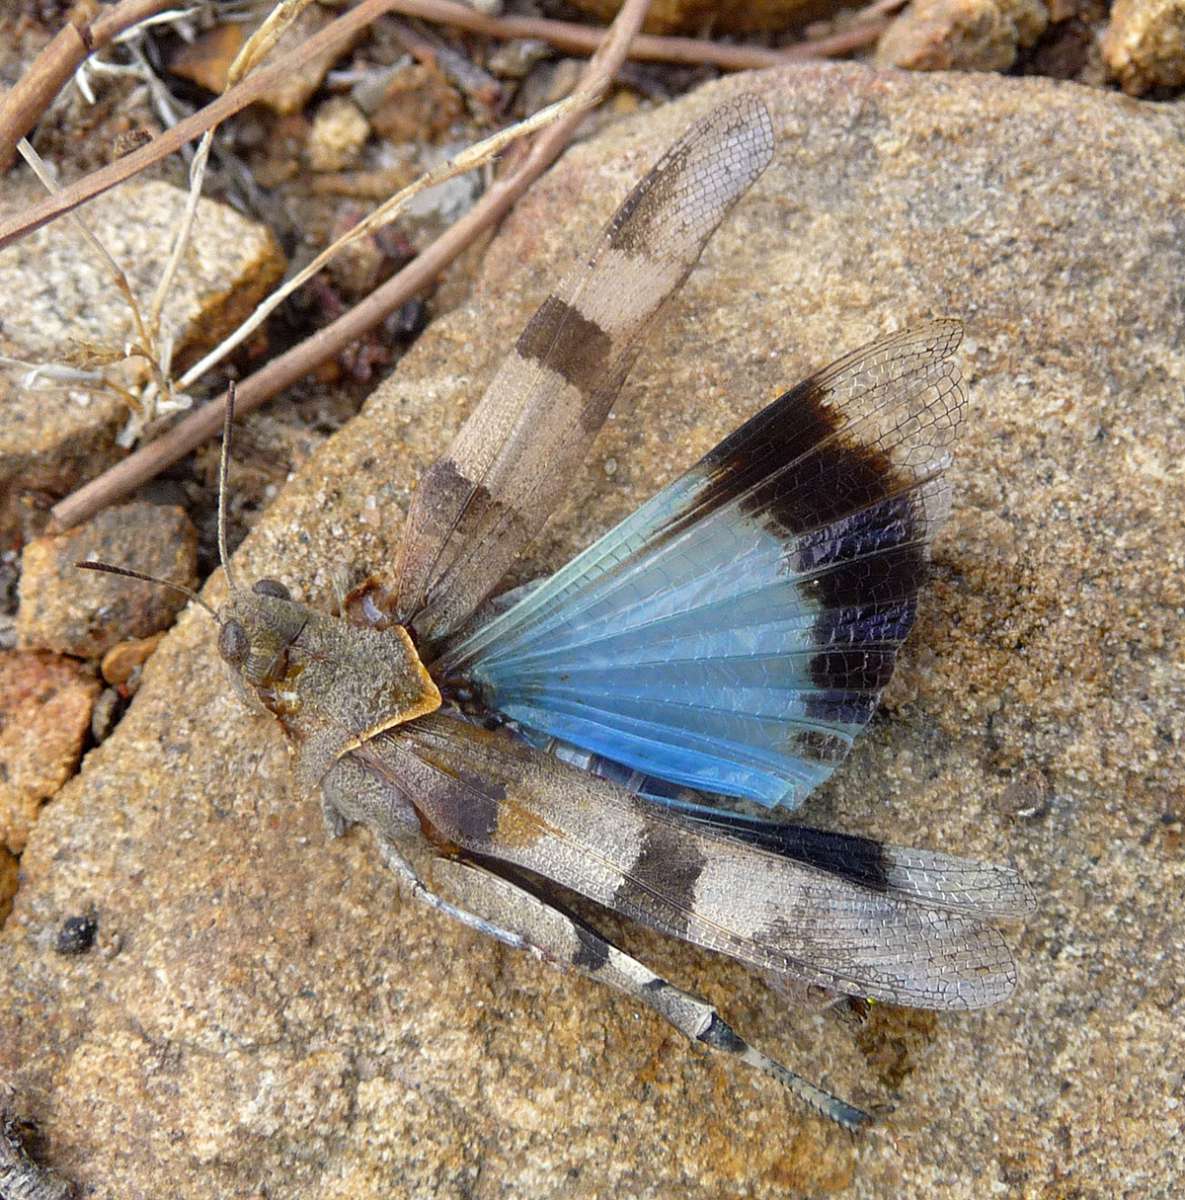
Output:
384 713 1032 1012
100 93 1034 1133
394 95 775 645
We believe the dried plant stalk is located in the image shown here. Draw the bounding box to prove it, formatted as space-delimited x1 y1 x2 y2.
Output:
178 93 583 392
147 1 322 347
379 0 881 68
50 0 655 530
15 135 163 423
0 0 408 249
0 0 176 169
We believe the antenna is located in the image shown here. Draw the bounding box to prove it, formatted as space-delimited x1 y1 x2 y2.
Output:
218 381 240 594
76 561 219 620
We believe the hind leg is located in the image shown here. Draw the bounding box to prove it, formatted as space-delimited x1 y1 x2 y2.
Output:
419 853 871 1131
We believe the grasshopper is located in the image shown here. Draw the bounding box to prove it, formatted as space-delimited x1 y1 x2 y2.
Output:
83 94 1033 1129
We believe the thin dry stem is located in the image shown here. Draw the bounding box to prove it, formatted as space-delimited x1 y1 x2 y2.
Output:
147 131 213 337
0 0 886 250
50 0 653 530
228 0 320 84
178 93 582 392
387 16 502 107
148 1 317 338
797 21 888 58
10 3 318 439
0 0 408 250
0 0 176 169
0 356 138 410
15 136 163 420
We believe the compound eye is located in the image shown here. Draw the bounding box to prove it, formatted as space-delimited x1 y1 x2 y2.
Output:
253 578 290 600
218 619 250 667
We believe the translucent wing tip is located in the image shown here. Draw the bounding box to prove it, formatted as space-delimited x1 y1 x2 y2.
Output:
721 91 776 165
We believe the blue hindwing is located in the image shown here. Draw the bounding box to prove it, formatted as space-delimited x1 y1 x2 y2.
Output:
438 321 965 810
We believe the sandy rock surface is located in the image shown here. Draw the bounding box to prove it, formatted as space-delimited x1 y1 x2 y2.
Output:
1 66 1182 1199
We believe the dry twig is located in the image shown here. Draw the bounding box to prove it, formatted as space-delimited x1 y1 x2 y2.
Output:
143 0 322 424
0 0 886 251
0 0 177 170
50 0 654 530
855 0 910 21
376 0 883 69
0 0 408 250
16 134 166 432
9 2 326 442
176 92 584 393
16 138 153 361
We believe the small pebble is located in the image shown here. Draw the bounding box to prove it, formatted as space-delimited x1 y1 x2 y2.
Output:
101 633 165 688
307 98 370 172
55 912 98 956
17 503 198 659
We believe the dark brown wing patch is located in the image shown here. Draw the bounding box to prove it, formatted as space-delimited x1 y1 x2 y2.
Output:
515 295 614 395
614 821 706 940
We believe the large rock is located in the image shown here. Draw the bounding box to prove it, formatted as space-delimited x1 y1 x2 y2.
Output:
0 67 1181 1198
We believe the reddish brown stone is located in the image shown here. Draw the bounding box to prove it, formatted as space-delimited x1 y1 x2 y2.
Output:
168 24 246 95
369 64 464 144
100 633 165 688
0 651 100 853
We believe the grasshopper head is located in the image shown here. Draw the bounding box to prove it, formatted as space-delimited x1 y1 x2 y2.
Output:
215 576 311 696
214 575 440 786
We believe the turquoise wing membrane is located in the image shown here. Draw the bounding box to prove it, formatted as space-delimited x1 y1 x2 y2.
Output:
438 321 965 810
